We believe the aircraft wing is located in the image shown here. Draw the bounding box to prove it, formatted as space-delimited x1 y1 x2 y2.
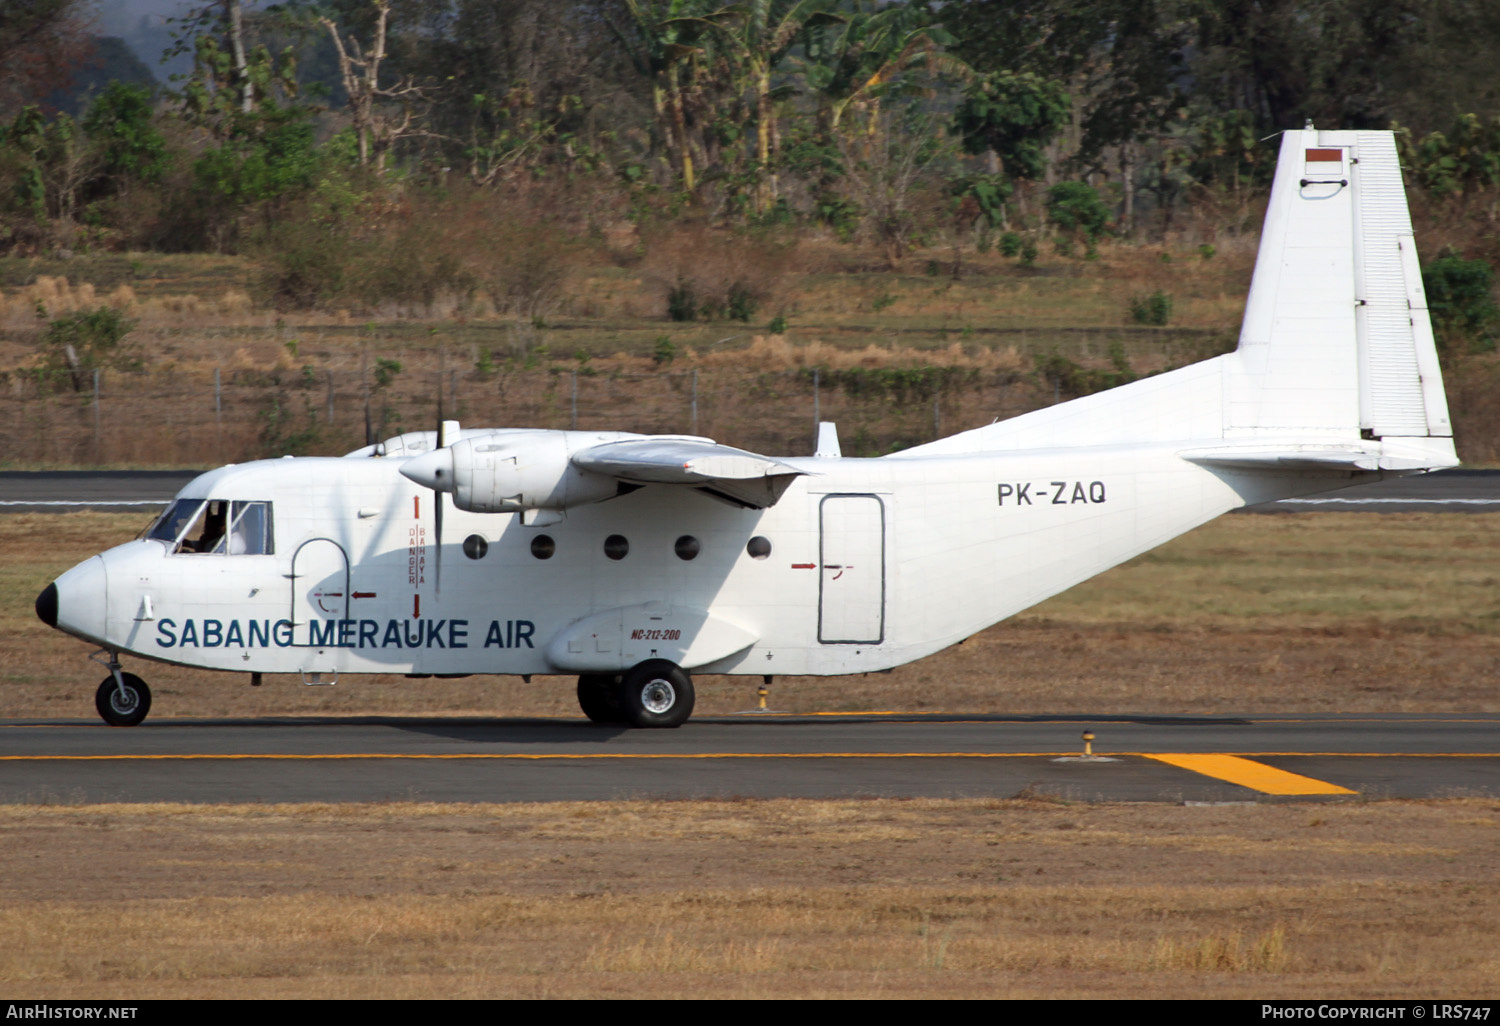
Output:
572 438 804 508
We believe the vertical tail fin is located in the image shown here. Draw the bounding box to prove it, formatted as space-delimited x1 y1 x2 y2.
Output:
1229 129 1452 442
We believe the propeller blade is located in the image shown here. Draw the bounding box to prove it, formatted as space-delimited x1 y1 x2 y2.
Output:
433 413 445 596
434 484 443 595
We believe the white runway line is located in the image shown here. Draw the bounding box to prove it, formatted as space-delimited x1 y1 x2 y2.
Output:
0 500 166 507
1274 498 1500 506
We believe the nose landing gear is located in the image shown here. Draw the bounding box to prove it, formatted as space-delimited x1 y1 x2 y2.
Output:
90 651 151 727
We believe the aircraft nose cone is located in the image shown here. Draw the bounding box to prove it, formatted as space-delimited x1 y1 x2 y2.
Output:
47 555 108 643
35 583 58 627
401 447 455 492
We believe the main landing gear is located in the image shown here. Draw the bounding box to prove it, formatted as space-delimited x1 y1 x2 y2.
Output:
91 651 151 727
576 660 695 729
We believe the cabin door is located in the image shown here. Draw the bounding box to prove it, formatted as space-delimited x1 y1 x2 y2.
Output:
289 538 350 650
818 494 885 644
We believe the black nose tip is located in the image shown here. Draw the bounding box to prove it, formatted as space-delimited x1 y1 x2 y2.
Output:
35 583 58 627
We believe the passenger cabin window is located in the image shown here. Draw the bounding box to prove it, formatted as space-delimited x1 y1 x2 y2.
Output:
149 499 273 554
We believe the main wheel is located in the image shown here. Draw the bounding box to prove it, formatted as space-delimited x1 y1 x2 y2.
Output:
577 674 622 724
95 673 151 727
616 660 694 729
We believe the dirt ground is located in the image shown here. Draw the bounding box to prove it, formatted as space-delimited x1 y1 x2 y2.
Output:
2 798 1498 998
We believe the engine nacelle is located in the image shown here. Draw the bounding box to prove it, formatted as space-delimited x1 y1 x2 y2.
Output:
402 431 641 513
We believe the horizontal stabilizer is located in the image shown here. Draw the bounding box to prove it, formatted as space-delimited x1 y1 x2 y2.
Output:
1180 437 1458 473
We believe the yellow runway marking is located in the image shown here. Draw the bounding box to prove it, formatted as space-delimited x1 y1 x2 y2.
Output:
1145 753 1355 795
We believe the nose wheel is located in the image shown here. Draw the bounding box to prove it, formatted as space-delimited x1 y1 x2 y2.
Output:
94 672 151 727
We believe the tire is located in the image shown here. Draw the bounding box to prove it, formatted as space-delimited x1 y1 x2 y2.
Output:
95 673 151 727
616 660 694 729
577 674 622 724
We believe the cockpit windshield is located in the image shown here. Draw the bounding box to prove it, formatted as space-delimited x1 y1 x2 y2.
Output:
145 499 204 545
145 499 274 554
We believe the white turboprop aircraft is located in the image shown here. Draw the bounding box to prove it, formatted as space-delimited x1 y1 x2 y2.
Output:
37 129 1456 727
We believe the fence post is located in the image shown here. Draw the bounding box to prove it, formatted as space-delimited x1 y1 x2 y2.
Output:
92 367 101 458
326 370 334 424
571 370 578 430
214 366 222 424
691 368 699 435
812 367 820 436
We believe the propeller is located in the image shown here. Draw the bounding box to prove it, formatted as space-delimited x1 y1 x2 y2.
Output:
432 385 449 597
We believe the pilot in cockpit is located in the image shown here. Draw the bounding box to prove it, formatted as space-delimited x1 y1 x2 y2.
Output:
189 503 227 552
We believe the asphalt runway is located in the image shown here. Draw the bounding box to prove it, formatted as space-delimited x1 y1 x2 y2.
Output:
2 468 1499 513
2 713 1496 804
0 470 201 512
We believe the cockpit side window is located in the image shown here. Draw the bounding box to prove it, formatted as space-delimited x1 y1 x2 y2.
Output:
181 499 229 553
212 501 274 555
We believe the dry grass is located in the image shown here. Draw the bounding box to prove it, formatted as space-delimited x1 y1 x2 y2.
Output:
4 511 1498 721
0 244 1254 466
1 798 1498 997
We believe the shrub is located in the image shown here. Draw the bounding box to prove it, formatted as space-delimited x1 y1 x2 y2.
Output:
999 232 1023 258
38 306 137 391
254 219 351 310
1046 181 1111 246
373 358 402 390
1034 349 1136 398
796 365 978 405
1424 250 1498 353
642 223 788 325
726 280 759 322
667 279 697 322
1129 291 1173 326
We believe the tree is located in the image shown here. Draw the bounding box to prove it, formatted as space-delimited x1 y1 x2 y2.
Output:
321 0 429 169
952 71 1070 183
385 0 634 186
610 0 743 194
174 2 300 138
799 4 968 139
167 2 258 116
0 0 91 116
719 0 844 212
83 82 167 189
837 106 952 269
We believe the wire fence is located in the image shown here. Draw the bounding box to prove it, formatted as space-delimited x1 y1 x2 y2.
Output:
0 362 1049 467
